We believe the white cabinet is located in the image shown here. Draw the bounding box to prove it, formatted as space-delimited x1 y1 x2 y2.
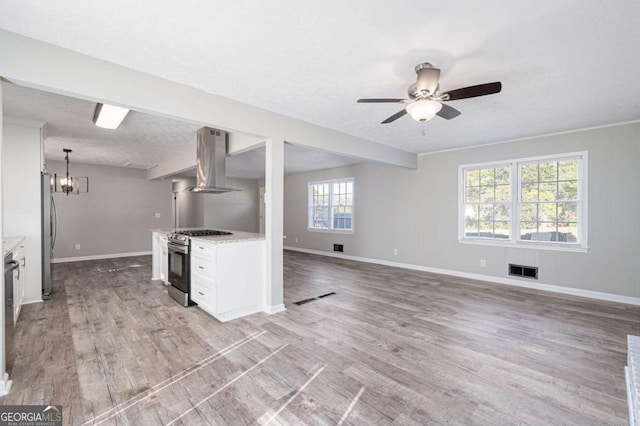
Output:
151 232 169 284
190 239 265 322
12 242 26 325
160 237 168 284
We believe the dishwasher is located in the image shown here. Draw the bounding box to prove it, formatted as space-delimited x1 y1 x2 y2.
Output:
4 253 18 375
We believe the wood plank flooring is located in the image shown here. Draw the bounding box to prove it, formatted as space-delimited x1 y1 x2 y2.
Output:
3 251 639 425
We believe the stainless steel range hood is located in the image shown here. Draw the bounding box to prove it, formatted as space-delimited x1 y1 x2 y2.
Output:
190 127 239 193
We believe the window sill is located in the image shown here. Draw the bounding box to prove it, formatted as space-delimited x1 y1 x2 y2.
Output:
307 228 355 235
458 238 589 253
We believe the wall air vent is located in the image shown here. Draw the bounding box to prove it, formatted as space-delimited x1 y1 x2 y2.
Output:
333 244 344 252
509 264 538 279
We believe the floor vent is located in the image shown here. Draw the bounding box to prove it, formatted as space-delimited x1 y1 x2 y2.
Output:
509 264 538 279
294 292 337 306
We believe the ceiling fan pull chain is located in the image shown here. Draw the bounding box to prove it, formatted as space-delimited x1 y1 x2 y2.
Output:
422 121 426 137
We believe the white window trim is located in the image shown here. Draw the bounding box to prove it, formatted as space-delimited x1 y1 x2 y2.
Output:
458 151 589 252
307 177 355 233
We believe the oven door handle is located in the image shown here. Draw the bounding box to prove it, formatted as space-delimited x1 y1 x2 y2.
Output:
167 242 189 254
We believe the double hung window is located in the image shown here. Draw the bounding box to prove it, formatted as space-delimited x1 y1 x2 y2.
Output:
459 152 587 250
308 178 354 232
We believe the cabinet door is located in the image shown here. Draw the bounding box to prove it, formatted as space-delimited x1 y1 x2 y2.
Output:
13 247 25 325
160 237 168 284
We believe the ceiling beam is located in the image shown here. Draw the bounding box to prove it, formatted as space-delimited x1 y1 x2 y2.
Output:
0 29 417 170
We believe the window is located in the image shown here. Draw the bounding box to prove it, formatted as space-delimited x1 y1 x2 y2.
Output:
463 165 511 239
459 152 587 250
308 178 354 231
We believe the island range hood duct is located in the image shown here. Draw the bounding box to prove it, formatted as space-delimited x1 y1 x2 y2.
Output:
190 127 239 194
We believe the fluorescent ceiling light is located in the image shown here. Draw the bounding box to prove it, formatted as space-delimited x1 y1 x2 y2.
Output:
93 103 130 129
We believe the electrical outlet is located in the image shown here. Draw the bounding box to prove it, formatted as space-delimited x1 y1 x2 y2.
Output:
480 259 486 268
295 237 299 243
75 244 81 250
155 213 161 218
393 248 398 255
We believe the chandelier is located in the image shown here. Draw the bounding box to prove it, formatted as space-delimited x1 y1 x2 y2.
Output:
54 149 89 195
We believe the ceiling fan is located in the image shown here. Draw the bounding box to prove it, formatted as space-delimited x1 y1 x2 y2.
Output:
357 62 502 124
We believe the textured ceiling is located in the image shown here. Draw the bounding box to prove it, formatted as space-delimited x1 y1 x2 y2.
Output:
1 1 640 154
2 83 362 178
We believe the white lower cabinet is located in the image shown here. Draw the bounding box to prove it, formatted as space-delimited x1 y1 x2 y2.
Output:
151 232 169 284
189 239 265 322
160 237 168 284
12 243 26 325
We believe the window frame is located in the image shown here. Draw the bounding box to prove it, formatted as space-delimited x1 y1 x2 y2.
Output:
307 177 355 233
458 151 588 252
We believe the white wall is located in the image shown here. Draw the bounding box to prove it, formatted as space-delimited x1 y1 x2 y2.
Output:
46 161 172 259
284 121 640 299
202 177 260 233
2 122 43 304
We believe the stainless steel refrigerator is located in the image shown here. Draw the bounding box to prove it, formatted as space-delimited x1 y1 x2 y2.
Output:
41 173 56 299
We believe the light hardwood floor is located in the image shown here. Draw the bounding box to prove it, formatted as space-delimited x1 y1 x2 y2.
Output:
3 251 639 425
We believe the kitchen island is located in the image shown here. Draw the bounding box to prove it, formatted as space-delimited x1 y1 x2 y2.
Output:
151 229 265 322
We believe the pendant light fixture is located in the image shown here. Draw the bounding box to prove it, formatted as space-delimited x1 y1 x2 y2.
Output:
54 149 89 195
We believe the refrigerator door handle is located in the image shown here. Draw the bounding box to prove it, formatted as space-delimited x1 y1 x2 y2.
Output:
51 195 57 250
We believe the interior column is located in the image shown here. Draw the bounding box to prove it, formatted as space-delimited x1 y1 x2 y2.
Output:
264 137 285 313
0 79 9 395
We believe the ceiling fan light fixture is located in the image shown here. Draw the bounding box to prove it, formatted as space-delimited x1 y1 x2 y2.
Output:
405 99 442 122
93 103 130 129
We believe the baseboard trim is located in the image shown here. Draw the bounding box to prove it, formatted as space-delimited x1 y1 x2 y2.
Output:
263 304 286 315
52 251 152 263
210 304 265 323
284 246 640 306
21 299 43 305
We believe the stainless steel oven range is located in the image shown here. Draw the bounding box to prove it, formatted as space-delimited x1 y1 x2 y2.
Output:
167 229 233 306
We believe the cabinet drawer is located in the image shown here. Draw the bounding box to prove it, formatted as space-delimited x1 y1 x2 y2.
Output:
191 242 217 257
192 270 214 289
191 254 215 276
191 279 216 310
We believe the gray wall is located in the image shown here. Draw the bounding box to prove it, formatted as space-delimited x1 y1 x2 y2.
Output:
284 163 419 264
284 121 640 298
203 177 260 232
47 161 172 259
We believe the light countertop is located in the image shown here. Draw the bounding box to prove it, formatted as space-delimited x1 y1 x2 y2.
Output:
151 228 264 244
3 236 26 256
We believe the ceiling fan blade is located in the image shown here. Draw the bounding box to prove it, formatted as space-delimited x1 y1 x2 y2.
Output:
442 82 502 101
416 67 440 95
381 109 408 124
357 98 409 103
436 103 461 120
